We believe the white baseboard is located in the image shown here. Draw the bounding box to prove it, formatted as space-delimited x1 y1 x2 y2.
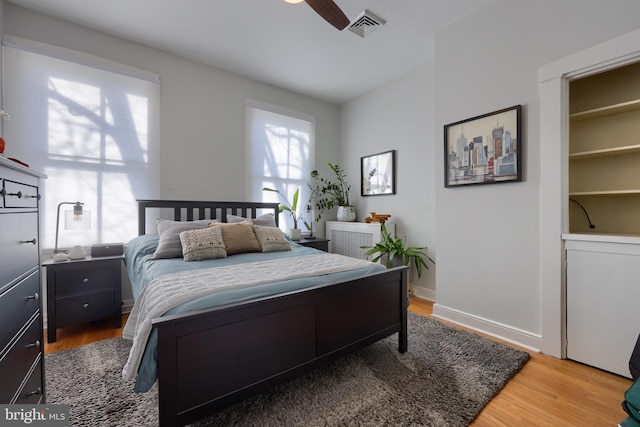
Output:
432 303 543 354
411 285 435 301
122 299 134 314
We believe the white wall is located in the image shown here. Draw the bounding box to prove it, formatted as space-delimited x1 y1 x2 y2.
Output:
340 0 640 352
341 63 437 300
2 3 341 201
3 3 341 312
433 0 640 349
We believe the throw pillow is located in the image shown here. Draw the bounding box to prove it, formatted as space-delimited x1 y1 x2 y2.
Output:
227 213 277 227
152 219 212 259
216 221 262 255
253 225 291 253
180 226 227 262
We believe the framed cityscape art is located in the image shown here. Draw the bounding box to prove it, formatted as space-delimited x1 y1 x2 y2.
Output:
444 105 522 187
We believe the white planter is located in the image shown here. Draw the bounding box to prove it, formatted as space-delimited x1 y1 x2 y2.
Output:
337 206 356 222
289 228 302 241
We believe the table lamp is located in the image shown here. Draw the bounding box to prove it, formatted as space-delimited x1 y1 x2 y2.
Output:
53 201 91 261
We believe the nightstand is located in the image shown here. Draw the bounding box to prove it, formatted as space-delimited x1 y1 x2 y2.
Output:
297 238 330 252
43 255 123 343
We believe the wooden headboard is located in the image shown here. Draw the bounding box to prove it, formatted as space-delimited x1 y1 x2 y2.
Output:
137 199 280 235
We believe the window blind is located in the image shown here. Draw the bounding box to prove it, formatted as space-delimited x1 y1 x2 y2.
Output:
245 100 315 232
2 39 160 249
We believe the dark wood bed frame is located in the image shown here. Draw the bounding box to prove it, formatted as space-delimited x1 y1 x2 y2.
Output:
135 200 408 426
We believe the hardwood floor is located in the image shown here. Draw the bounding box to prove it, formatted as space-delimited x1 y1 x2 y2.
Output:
44 314 128 354
45 300 632 426
409 298 632 426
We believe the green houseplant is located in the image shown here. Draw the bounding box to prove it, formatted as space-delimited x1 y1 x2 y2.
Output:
262 187 310 239
308 162 355 221
361 222 435 279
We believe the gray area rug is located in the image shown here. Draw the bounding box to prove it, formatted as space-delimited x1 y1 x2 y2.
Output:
45 312 529 426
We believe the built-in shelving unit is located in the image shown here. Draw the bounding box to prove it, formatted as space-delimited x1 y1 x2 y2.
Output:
568 61 640 235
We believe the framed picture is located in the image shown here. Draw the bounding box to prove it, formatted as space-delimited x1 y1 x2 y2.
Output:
444 105 522 188
361 150 396 196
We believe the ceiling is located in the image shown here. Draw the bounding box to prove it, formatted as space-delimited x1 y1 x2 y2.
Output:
6 0 492 104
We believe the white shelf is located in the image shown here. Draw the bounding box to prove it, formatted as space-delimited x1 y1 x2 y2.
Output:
569 189 640 196
563 233 640 245
570 98 640 122
569 144 640 159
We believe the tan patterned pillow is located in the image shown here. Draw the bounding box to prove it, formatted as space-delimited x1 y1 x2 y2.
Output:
179 226 227 261
253 225 291 253
215 221 262 255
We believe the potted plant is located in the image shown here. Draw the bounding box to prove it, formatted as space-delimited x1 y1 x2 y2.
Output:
308 162 355 222
361 222 435 284
262 187 310 240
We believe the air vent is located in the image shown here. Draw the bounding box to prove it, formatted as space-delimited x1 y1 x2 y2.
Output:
348 10 386 38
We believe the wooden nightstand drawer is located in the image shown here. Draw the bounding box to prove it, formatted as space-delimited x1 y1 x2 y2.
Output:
54 264 119 296
55 289 117 323
0 315 42 403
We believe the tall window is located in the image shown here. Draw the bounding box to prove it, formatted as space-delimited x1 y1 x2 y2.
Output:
245 100 315 231
2 37 160 249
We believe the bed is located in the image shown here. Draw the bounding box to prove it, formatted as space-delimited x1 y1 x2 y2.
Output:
124 199 408 426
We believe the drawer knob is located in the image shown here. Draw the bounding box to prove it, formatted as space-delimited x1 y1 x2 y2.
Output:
20 238 37 245
83 278 89 283
26 193 41 200
83 303 89 308
26 387 42 397
27 292 39 301
27 340 41 348
7 190 23 198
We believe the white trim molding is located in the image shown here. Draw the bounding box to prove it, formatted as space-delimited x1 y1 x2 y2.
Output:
412 286 435 302
539 27 640 358
433 303 542 354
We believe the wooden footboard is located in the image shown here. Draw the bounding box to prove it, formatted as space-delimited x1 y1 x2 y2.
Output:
152 266 408 427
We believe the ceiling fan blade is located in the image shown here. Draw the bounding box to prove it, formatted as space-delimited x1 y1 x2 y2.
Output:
304 0 350 30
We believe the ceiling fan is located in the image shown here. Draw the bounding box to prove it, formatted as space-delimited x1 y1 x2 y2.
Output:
284 0 350 30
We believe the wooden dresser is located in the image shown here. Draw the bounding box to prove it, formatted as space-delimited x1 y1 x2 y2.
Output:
0 157 46 404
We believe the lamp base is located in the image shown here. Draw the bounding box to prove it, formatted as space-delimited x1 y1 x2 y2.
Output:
68 245 87 260
53 253 69 262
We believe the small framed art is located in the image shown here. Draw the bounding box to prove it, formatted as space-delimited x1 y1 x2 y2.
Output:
361 150 396 196
444 105 522 188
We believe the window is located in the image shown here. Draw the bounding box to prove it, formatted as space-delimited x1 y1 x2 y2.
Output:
2 37 160 249
245 100 315 231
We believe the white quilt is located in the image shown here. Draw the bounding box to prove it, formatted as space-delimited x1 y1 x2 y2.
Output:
122 253 376 381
